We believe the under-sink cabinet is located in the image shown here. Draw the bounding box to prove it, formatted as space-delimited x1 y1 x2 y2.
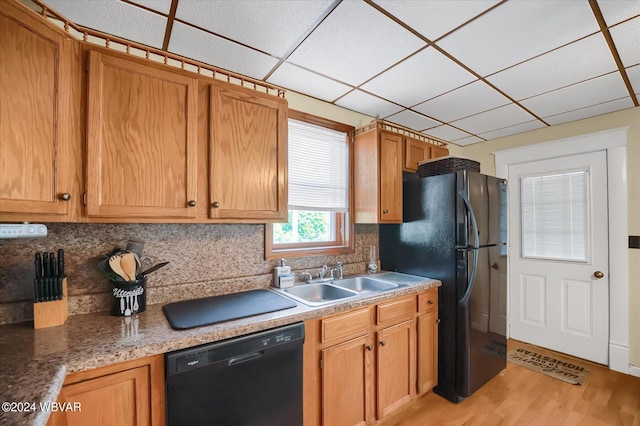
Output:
47 354 164 426
304 289 439 426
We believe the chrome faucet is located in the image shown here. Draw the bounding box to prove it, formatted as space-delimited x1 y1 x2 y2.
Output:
335 262 344 280
300 272 313 283
319 265 329 279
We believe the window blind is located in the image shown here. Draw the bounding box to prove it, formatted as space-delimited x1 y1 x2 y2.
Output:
288 119 348 212
521 170 589 262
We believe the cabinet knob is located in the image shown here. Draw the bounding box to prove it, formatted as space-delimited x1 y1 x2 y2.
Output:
187 200 197 207
212 201 220 208
379 341 386 347
491 262 499 270
60 193 71 201
366 345 373 351
436 319 441 324
428 299 434 305
383 209 389 214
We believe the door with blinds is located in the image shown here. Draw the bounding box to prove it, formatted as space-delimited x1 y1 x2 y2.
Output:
508 151 609 364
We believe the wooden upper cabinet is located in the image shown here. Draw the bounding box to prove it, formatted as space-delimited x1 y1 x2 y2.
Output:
209 85 287 221
403 137 450 172
0 0 77 219
354 129 402 224
85 50 198 219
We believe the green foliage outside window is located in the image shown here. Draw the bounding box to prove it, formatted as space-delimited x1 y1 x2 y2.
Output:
273 210 333 244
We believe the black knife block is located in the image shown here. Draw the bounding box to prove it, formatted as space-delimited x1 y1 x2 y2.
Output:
34 277 68 329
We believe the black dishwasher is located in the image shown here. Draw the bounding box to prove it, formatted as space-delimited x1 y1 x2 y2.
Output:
165 322 304 426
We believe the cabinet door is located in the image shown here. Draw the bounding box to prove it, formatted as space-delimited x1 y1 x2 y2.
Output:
0 1 75 217
417 310 439 394
209 85 287 221
86 50 198 219
404 137 429 172
376 320 415 419
430 145 449 159
322 335 373 426
379 132 402 223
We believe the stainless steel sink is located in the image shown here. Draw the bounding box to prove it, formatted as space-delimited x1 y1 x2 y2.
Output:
284 283 357 306
332 276 399 293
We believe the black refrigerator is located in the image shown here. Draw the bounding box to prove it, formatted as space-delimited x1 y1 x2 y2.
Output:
380 170 507 403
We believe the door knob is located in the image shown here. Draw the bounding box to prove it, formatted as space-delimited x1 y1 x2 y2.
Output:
491 262 499 270
594 271 605 279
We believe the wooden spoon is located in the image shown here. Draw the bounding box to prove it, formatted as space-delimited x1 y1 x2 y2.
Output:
109 255 129 281
120 252 138 281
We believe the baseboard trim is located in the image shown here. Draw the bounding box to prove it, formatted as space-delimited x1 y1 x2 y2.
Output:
609 341 630 374
629 365 640 378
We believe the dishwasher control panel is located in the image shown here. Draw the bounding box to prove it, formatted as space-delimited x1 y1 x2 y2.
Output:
166 322 304 375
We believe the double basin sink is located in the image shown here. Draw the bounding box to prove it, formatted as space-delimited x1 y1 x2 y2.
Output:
281 275 406 307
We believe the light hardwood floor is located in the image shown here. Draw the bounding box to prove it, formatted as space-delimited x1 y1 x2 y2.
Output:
380 340 640 426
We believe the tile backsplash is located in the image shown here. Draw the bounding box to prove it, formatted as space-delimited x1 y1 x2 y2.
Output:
0 223 378 324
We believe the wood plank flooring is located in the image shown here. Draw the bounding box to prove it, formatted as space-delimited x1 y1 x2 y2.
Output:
380 340 640 426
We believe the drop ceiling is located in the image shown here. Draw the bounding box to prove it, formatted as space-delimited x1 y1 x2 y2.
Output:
41 0 640 146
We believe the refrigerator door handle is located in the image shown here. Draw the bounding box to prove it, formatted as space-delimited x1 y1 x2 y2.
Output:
459 248 479 304
458 190 480 304
459 190 480 249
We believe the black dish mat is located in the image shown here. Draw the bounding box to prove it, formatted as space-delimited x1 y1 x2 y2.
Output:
162 289 297 330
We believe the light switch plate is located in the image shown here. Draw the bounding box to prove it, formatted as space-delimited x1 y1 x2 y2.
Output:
0 224 48 239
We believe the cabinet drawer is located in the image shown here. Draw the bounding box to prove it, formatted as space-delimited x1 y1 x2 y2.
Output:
417 289 438 314
322 308 370 345
376 296 414 326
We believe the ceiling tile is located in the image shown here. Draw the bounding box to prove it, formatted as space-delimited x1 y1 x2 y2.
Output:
521 72 630 118
627 64 640 94
478 120 546 141
451 135 484 146
267 63 352 102
287 1 425 85
335 90 403 118
175 0 333 57
610 16 640 68
372 0 499 41
44 0 166 48
422 125 471 142
449 104 537 135
129 0 172 14
544 98 634 126
360 47 476 107
597 0 640 26
438 1 599 76
488 34 617 101
385 110 441 131
168 22 279 80
413 80 509 122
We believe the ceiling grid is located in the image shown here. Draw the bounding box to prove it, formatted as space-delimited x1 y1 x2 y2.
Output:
40 0 640 146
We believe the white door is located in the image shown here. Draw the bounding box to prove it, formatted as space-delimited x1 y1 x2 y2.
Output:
509 151 609 364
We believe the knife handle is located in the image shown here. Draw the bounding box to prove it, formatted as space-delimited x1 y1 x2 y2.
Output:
58 249 65 278
43 252 50 279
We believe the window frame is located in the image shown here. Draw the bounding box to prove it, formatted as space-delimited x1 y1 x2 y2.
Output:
265 110 355 260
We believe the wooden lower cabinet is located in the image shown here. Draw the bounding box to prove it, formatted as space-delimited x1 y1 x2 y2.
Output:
376 320 415 419
306 289 439 426
417 310 439 394
322 335 374 426
47 355 164 426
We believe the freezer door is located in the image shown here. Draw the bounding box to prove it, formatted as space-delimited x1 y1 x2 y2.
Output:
458 172 507 248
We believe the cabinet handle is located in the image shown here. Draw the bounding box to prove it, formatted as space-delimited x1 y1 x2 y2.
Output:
383 209 389 214
379 341 386 347
366 345 373 351
60 193 71 201
428 299 434 305
187 200 197 207
212 201 220 208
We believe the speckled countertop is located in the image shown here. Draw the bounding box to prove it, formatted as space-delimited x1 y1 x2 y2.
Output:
0 272 440 426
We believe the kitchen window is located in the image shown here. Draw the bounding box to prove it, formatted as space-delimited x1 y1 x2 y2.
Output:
265 111 354 259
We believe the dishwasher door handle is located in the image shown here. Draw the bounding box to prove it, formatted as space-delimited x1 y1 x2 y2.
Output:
227 351 264 366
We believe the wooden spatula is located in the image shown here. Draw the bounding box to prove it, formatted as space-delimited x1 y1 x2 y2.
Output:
120 252 138 281
109 255 129 281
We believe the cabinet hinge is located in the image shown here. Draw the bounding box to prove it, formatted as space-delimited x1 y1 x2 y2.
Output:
82 193 87 206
